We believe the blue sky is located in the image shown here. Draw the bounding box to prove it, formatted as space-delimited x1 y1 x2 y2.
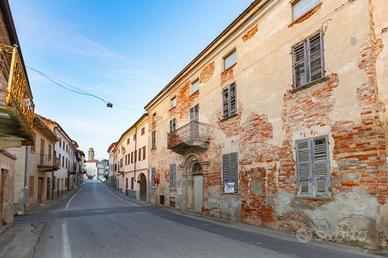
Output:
10 0 253 160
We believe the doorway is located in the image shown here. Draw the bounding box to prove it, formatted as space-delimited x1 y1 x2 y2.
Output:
184 155 203 213
0 169 8 225
47 178 51 200
139 173 147 201
38 177 44 203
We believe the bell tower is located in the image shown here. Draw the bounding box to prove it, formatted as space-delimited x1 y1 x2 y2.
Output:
88 147 95 161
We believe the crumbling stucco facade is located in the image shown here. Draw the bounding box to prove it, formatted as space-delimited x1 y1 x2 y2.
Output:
145 0 388 249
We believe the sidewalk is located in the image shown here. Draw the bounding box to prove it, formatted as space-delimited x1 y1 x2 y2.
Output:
0 187 79 258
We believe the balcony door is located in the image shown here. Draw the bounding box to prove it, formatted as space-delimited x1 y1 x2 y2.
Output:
40 139 45 165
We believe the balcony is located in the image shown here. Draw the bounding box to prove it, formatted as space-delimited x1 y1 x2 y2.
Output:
167 120 210 154
68 164 77 175
0 44 34 148
37 154 60 172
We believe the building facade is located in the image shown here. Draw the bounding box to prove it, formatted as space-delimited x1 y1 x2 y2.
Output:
107 142 117 187
13 116 58 211
0 0 34 226
39 116 79 196
112 114 149 201
144 0 388 249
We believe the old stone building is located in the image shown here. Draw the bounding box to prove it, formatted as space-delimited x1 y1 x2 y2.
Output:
111 114 149 201
0 0 34 226
144 0 388 249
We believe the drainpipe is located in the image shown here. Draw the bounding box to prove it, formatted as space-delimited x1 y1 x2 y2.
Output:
134 126 138 198
23 146 28 211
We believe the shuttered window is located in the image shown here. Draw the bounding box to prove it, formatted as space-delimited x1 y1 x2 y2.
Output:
169 164 176 189
292 31 324 89
151 130 156 149
222 83 237 118
190 104 199 121
169 118 176 133
222 152 239 193
296 135 330 197
151 167 156 188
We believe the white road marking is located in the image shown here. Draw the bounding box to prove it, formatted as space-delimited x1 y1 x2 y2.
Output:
101 182 139 206
65 185 85 210
62 222 72 258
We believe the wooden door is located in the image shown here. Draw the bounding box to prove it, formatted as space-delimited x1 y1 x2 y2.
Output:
139 174 147 201
38 177 44 202
46 178 51 200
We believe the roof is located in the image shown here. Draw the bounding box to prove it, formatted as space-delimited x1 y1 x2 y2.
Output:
115 113 148 146
33 116 58 141
144 0 269 110
37 114 78 149
107 142 117 153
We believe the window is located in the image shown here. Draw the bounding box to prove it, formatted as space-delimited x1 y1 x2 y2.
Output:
222 153 239 193
151 167 156 188
223 49 236 70
131 177 135 190
292 31 324 89
141 127 145 136
171 96 177 108
191 79 200 93
138 148 141 161
120 158 123 168
296 135 330 197
222 83 237 118
190 104 199 121
151 130 156 149
131 152 134 164
62 156 65 167
134 150 137 162
125 155 128 165
127 138 130 145
133 134 137 141
169 118 177 133
31 132 36 152
169 164 176 189
59 139 61 148
126 178 128 190
292 0 321 21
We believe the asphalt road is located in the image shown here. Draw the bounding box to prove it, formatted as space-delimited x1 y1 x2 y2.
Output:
15 180 379 258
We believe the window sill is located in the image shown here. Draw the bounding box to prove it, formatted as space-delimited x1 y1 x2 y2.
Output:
223 192 239 195
291 76 328 93
151 147 157 150
295 195 333 201
169 187 177 192
169 106 176 112
190 89 199 96
220 113 238 122
223 63 237 73
289 2 322 27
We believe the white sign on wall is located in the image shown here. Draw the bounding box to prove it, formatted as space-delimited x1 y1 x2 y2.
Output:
224 182 235 193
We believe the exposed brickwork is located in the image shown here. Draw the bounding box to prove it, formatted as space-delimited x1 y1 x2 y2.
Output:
200 61 215 84
170 81 200 121
242 24 258 41
221 66 235 86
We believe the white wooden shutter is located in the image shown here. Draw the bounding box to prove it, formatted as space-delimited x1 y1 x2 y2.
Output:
312 136 329 196
296 139 312 195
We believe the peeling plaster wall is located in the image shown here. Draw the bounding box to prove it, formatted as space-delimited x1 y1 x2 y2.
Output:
146 0 388 249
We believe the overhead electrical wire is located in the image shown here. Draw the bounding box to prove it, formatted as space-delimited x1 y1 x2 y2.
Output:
26 66 143 113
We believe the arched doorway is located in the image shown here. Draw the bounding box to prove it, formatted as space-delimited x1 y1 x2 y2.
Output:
139 173 147 201
183 154 203 213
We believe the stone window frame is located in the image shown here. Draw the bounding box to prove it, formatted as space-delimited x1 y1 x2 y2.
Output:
171 96 177 109
222 82 237 119
295 135 331 199
291 0 321 23
222 152 239 194
191 78 200 94
223 48 237 71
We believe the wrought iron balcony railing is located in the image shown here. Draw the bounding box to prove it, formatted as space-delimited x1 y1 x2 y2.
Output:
0 44 34 139
167 120 210 153
37 154 60 172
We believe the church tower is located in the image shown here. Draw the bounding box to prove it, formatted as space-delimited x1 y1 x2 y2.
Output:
88 147 95 161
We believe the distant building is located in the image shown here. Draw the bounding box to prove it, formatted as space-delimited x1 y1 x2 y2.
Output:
85 147 105 180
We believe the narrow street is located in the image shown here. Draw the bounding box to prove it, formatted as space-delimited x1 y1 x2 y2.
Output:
11 181 376 258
